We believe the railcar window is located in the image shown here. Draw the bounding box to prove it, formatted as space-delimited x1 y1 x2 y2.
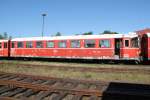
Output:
17 42 23 48
0 43 1 48
131 37 139 48
99 40 110 48
47 41 54 48
4 42 7 48
84 40 95 48
58 41 67 48
36 41 43 48
12 42 15 48
26 41 33 48
125 40 129 47
71 40 80 48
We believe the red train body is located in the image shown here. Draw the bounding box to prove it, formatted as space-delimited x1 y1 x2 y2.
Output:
0 29 150 63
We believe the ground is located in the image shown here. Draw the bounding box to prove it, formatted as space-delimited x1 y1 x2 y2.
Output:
0 60 150 84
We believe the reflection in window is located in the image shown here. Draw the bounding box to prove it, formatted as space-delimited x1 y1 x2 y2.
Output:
58 41 67 48
26 41 33 48
36 41 43 48
4 42 7 48
131 37 139 48
99 40 110 48
125 40 129 47
47 41 54 48
71 40 80 48
17 42 23 48
84 40 95 48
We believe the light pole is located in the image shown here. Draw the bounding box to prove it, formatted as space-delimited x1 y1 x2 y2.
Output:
41 13 47 37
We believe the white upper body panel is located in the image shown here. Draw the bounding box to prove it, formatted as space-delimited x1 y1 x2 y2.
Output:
11 33 138 42
147 33 150 37
0 40 8 42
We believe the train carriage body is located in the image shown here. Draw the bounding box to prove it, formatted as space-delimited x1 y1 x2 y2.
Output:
1 28 150 63
139 33 150 61
0 40 10 57
120 34 140 61
10 35 116 59
9 34 140 61
136 29 150 62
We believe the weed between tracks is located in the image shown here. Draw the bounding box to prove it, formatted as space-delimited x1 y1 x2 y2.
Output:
1 60 150 69
0 60 150 84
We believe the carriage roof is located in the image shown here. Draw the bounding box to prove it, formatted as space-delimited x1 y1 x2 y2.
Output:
11 33 138 41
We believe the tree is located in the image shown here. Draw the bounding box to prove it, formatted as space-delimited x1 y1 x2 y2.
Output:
3 32 8 39
0 34 3 39
75 34 80 35
55 32 61 36
82 31 93 35
101 30 119 34
103 30 112 34
0 32 8 39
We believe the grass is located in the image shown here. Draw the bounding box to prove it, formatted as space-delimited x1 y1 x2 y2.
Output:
1 60 150 69
0 60 150 84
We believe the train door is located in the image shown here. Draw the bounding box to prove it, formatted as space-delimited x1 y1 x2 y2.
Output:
3 42 8 57
114 39 122 58
141 34 148 61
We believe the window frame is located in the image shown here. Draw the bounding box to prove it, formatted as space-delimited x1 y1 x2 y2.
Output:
26 41 33 48
99 39 111 48
58 40 67 48
46 41 55 48
17 42 24 48
124 39 129 47
131 37 139 48
0 42 2 48
36 41 43 48
70 40 80 48
84 39 96 48
4 42 7 48
11 42 15 48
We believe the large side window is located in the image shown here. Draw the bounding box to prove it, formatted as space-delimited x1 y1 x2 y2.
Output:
26 41 33 48
125 40 129 47
0 43 2 48
47 41 54 48
99 40 110 48
4 42 7 48
84 40 95 48
17 42 23 48
71 40 80 48
12 42 15 48
58 40 67 48
131 37 139 48
36 41 43 48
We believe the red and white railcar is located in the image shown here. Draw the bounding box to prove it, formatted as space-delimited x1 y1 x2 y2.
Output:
9 33 140 61
0 28 150 63
136 29 150 61
0 39 10 57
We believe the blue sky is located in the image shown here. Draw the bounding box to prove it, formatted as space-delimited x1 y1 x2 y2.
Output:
0 0 150 38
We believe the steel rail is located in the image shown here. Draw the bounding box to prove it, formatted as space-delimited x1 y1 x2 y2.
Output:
0 79 103 96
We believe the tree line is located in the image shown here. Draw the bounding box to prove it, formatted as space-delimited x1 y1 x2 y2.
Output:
0 32 8 39
54 30 119 36
0 30 119 39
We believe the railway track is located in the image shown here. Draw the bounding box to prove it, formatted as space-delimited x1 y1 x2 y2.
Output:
1 62 150 74
0 72 150 100
0 72 108 100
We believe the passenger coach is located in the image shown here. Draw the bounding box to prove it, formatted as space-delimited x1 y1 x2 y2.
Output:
0 40 10 57
9 33 140 61
1 28 150 63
